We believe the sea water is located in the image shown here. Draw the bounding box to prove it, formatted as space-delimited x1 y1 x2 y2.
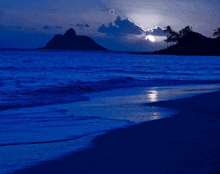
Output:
0 49 220 174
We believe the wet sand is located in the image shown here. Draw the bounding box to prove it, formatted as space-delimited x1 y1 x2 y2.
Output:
14 91 220 174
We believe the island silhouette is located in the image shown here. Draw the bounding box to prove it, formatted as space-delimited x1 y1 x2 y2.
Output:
40 28 107 51
153 26 220 56
130 26 220 56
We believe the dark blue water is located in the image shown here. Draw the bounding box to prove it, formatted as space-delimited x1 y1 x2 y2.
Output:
1 49 220 173
1 49 220 110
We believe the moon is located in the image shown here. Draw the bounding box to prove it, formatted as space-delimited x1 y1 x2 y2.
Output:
145 35 155 42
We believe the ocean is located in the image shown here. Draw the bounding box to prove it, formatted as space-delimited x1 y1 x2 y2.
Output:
1 49 220 174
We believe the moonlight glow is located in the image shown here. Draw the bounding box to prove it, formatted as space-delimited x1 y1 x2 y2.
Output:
145 35 155 42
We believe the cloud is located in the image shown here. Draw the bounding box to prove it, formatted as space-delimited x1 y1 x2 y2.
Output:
0 25 38 33
43 26 63 30
76 23 90 29
43 26 51 30
145 26 166 36
55 26 63 29
8 26 22 30
4 5 12 9
29 28 37 31
0 25 24 31
98 16 145 35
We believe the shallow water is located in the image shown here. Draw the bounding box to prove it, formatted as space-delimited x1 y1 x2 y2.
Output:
1 84 220 174
1 49 220 173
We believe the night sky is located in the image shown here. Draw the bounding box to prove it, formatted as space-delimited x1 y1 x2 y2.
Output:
0 0 219 51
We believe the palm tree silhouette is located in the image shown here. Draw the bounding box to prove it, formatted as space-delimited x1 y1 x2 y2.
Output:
213 27 220 37
179 26 193 37
163 26 173 47
164 36 172 47
163 26 193 47
163 26 173 33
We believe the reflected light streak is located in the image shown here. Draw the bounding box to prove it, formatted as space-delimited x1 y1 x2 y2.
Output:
151 112 161 120
148 90 158 102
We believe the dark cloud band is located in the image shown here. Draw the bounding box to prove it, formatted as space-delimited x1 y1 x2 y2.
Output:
43 26 63 30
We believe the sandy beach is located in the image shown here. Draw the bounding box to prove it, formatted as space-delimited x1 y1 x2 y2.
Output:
14 90 220 174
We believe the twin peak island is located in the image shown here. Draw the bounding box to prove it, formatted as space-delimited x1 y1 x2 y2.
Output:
40 28 107 51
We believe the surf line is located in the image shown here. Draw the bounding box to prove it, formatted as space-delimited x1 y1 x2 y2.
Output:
0 132 100 147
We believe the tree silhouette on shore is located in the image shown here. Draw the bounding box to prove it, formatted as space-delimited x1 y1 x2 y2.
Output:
163 26 193 47
213 27 220 37
154 26 220 56
179 26 193 37
163 26 173 47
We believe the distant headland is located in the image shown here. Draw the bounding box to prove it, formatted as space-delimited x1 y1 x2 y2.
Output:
40 28 107 51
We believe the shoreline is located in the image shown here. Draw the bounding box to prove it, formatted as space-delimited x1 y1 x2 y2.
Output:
14 89 220 174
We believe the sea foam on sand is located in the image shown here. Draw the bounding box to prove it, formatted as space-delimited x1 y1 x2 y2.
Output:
13 85 220 174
